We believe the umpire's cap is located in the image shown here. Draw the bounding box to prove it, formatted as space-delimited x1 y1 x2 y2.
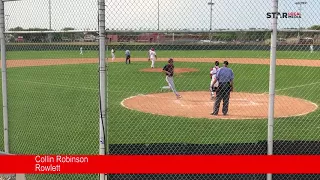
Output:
168 58 174 63
223 60 229 65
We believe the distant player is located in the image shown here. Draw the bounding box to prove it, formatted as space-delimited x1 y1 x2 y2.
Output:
209 61 220 100
148 48 152 61
162 58 182 99
111 48 115 62
149 48 157 68
125 49 131 64
310 44 314 53
80 47 83 55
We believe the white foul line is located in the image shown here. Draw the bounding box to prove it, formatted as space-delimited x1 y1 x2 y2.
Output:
264 81 320 93
4 79 98 91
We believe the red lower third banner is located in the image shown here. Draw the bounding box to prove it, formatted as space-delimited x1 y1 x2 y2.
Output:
0 155 319 174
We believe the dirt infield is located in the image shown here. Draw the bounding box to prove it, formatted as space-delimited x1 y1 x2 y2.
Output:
140 67 198 74
121 91 318 119
2 57 320 68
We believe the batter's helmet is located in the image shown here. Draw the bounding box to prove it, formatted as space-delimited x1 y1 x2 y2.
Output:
215 61 219 66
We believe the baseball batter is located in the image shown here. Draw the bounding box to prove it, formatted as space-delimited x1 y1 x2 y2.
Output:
210 61 220 100
162 58 182 99
111 48 115 62
149 48 157 68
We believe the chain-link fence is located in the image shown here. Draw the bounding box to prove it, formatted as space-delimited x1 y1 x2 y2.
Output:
2 0 100 180
1 0 319 180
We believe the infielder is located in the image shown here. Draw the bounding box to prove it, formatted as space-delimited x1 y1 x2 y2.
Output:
125 49 131 64
149 48 157 68
111 48 115 62
162 58 182 99
209 61 220 100
148 48 152 61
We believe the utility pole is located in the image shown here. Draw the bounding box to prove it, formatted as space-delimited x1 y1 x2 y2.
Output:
49 0 52 30
48 0 52 42
4 14 9 31
207 0 214 41
157 0 160 30
295 1 307 38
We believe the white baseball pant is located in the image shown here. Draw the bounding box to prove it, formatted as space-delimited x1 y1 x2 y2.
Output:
111 53 115 61
166 76 179 96
150 58 155 68
210 77 219 96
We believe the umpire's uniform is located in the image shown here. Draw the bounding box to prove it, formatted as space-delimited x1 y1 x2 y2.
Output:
211 61 234 116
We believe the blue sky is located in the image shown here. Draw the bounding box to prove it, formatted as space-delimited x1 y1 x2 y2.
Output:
4 0 320 31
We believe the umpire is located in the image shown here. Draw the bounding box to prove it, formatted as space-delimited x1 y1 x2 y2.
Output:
211 61 234 116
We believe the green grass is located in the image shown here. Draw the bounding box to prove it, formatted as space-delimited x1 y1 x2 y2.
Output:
4 50 320 60
0 60 319 179
0 62 319 153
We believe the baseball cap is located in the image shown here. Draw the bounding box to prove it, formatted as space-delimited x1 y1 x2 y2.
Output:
223 60 229 65
168 58 174 63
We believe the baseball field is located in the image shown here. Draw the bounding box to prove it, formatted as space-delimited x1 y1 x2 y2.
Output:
0 49 319 179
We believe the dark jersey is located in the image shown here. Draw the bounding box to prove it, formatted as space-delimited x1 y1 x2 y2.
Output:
163 64 174 77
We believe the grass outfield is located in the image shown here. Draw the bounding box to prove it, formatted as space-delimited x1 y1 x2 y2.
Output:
0 61 319 179
0 61 319 154
4 50 320 60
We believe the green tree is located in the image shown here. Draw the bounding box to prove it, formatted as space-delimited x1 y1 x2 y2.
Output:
309 25 320 30
8 26 24 31
8 27 25 39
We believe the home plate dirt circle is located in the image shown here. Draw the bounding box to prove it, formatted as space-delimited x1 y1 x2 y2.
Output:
121 91 318 119
140 68 199 74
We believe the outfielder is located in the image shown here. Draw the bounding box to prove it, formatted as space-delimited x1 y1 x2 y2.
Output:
149 48 157 68
162 58 182 99
111 48 115 62
80 47 83 55
310 44 314 53
209 61 220 100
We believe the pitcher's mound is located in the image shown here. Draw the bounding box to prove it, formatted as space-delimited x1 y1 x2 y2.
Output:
140 68 198 74
121 91 318 119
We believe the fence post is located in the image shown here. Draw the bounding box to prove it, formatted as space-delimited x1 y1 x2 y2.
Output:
98 0 107 180
0 0 9 153
267 0 279 180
